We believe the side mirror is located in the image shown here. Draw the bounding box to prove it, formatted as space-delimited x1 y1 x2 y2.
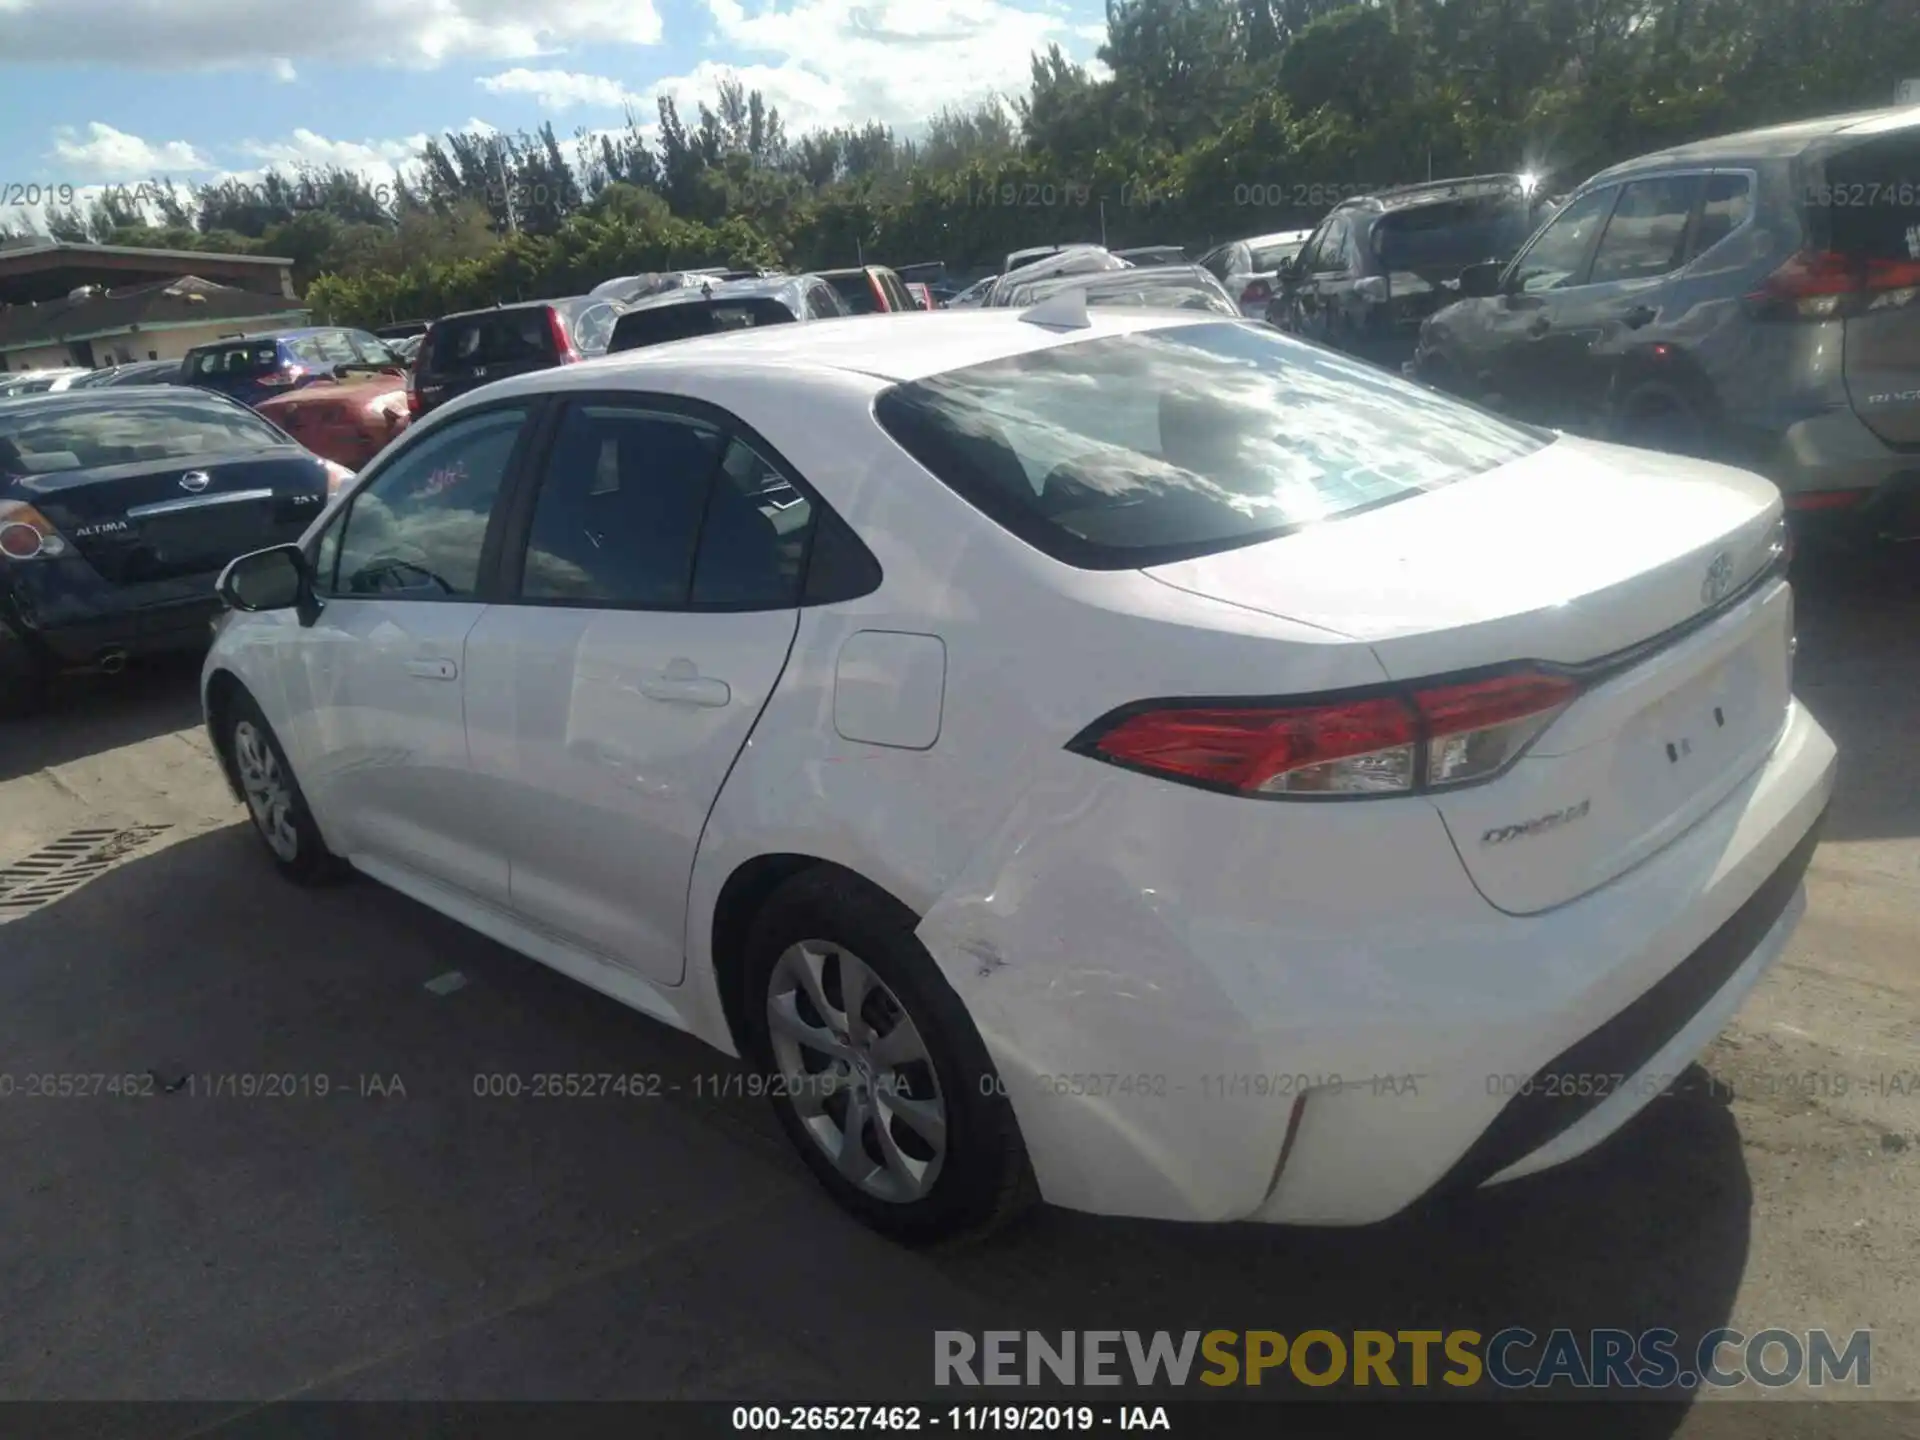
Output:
1458 261 1506 298
218 544 318 625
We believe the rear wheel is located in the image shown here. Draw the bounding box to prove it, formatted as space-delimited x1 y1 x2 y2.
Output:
225 692 347 885
744 869 1035 1243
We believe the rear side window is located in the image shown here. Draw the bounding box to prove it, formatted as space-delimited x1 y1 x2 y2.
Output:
1249 241 1303 273
311 330 358 365
426 310 557 373
190 343 281 378
827 275 881 315
1692 174 1753 254
0 392 286 475
516 405 726 606
873 321 1547 569
690 438 814 608
1588 176 1699 284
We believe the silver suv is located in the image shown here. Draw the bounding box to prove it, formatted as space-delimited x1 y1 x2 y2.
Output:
1411 105 1920 542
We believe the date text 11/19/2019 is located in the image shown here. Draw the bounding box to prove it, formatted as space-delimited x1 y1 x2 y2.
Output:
732 1405 1170 1431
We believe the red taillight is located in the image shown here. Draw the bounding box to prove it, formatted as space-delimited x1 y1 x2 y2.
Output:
0 500 72 562
1749 249 1920 320
1241 279 1272 305
548 307 581 363
257 365 304 389
1078 670 1580 798
1784 488 1871 511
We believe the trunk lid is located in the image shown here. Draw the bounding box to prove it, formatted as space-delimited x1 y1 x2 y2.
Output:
261 380 407 469
20 449 328 584
416 307 567 416
1144 434 1793 913
1816 126 1920 447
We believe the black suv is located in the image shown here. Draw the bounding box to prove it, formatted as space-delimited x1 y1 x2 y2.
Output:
409 296 625 420
1268 176 1541 368
1410 107 1920 538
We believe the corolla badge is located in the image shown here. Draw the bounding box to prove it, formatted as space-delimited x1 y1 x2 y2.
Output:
1482 799 1591 846
178 471 212 493
1701 549 1735 606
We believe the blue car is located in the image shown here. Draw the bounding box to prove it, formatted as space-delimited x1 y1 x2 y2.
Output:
180 326 403 409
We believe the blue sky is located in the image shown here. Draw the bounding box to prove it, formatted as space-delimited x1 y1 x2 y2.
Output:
0 0 1109 230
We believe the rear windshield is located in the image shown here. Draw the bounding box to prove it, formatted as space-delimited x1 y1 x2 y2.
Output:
426 309 562 372
188 342 284 379
0 393 287 476
608 298 798 353
873 321 1547 568
1815 132 1920 259
825 275 881 314
1374 198 1535 274
1249 241 1306 272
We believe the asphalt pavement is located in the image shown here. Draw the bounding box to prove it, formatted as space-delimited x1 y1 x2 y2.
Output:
1 546 1916 1437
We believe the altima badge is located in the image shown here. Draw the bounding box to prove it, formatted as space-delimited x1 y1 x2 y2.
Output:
179 471 211 493
1482 799 1591 846
1701 550 1735 606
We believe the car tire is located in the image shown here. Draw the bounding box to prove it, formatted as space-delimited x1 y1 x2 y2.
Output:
223 691 348 885
743 867 1036 1244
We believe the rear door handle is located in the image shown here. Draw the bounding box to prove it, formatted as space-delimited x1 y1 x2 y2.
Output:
404 658 458 681
1526 315 1552 337
638 658 730 708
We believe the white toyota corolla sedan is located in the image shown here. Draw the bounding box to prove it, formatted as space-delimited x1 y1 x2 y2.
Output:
203 300 1835 1242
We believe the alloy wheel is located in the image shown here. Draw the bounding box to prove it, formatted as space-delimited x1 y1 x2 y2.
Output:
765 940 948 1203
233 719 299 863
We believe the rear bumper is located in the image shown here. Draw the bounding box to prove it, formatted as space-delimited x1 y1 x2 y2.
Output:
917 701 1835 1225
1751 405 1920 506
2 559 222 669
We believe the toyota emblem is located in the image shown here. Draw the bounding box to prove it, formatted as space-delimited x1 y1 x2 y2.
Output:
1701 550 1735 606
179 471 212 494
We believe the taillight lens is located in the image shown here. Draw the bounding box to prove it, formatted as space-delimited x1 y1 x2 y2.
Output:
1749 249 1920 320
1076 670 1581 798
257 365 305 389
1241 279 1272 305
548 307 581 363
321 460 356 499
0 500 73 561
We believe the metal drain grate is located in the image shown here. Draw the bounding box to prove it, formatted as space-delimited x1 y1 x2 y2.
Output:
0 824 174 913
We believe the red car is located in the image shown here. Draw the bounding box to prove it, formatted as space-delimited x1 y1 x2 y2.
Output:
816 266 915 314
257 371 411 472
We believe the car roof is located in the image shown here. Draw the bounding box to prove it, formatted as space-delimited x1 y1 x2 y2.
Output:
432 296 596 325
1333 175 1530 214
1587 104 1920 178
468 306 1224 399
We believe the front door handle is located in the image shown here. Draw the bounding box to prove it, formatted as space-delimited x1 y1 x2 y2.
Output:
1621 304 1657 330
638 658 730 708
404 657 458 681
1526 315 1552 337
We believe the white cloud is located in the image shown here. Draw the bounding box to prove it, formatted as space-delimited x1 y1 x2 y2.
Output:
48 122 210 178
479 68 640 110
0 0 663 69
236 127 425 174
687 0 1091 135
271 57 298 82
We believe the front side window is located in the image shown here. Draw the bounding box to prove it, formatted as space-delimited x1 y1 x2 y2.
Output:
329 406 527 599
1588 176 1700 284
1510 187 1616 292
874 321 1547 570
515 404 726 606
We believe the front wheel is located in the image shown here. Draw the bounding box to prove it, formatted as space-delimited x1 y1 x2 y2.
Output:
225 692 347 885
744 869 1035 1244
